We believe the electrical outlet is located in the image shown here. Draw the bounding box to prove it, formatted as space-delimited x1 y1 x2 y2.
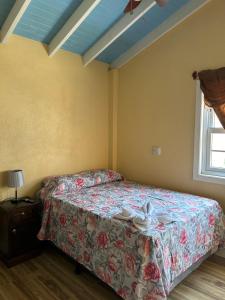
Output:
152 146 162 156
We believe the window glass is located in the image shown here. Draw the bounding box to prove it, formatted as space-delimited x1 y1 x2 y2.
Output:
210 151 225 169
211 133 225 151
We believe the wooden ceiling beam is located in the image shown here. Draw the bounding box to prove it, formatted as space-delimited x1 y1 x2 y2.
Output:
48 0 101 57
1 0 31 43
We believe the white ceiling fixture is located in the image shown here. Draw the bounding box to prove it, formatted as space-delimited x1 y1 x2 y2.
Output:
0 0 31 43
82 0 156 67
111 0 210 69
48 0 101 57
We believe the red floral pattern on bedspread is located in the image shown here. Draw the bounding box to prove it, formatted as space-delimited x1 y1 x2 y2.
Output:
38 171 225 300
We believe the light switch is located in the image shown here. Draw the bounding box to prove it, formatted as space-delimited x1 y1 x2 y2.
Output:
152 146 161 156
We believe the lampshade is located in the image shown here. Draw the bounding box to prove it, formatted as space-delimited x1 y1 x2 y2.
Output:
7 170 24 188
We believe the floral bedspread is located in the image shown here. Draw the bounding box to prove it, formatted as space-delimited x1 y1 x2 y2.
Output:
38 172 225 300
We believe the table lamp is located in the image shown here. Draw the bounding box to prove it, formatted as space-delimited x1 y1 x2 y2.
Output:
7 170 24 204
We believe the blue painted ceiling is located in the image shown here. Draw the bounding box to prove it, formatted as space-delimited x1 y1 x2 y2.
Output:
0 0 189 64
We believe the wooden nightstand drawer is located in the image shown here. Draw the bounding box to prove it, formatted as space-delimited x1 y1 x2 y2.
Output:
10 207 33 225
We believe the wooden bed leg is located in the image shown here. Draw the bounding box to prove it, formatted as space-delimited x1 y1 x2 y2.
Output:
74 261 81 275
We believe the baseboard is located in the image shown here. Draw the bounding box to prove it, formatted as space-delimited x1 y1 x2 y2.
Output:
216 249 225 258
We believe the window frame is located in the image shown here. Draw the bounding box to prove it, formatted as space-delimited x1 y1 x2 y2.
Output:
193 80 225 185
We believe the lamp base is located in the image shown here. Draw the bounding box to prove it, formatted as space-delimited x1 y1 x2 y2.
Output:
10 188 20 204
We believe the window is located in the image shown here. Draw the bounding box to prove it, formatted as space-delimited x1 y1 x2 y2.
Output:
193 81 225 185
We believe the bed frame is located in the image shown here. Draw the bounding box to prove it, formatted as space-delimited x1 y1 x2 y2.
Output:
47 241 218 298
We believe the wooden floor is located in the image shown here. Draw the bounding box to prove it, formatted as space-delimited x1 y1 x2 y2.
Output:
0 248 225 300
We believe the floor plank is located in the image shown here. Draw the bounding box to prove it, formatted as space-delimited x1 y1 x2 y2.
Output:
0 248 224 300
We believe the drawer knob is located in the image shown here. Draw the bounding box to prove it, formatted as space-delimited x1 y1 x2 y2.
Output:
21 212 25 216
12 229 17 234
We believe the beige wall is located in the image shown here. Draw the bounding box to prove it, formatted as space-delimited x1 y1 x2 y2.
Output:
117 0 225 209
0 35 109 200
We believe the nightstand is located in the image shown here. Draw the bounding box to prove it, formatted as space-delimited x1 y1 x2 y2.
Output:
0 199 42 267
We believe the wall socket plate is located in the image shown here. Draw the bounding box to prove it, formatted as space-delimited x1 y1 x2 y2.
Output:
152 146 162 156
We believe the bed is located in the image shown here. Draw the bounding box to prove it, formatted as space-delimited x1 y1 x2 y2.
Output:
37 169 225 300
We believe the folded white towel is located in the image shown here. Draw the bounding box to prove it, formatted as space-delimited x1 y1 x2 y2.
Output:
114 201 157 231
133 217 151 231
114 201 175 231
142 200 153 215
114 208 134 221
133 215 159 231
